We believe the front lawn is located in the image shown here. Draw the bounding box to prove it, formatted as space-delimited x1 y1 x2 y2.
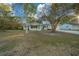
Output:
0 30 79 56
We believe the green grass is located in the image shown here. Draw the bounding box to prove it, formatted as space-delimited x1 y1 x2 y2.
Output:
25 31 79 56
0 42 16 53
27 31 79 46
0 30 79 56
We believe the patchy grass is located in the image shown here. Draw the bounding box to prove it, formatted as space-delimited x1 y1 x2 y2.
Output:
0 30 79 56
0 42 16 53
24 31 79 56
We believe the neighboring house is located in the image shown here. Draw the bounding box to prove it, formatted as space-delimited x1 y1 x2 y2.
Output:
70 19 79 30
42 20 52 30
59 19 79 31
28 22 42 31
27 20 52 31
59 24 72 30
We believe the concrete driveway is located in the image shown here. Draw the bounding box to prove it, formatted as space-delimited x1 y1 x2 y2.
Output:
57 30 79 35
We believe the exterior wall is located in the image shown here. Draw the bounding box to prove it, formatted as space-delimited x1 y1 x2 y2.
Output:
59 24 79 31
72 25 79 30
27 24 52 31
28 25 42 31
26 20 52 31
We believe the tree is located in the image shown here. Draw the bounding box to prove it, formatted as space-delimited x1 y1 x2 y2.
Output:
43 3 76 32
72 4 79 15
6 16 23 30
0 4 12 31
0 4 12 17
23 3 36 32
23 3 36 15
0 4 23 30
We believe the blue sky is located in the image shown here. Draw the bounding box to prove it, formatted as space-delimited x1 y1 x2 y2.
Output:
12 4 25 17
12 3 44 17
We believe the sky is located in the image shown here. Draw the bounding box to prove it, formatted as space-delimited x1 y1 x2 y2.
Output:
12 4 25 17
3 3 75 19
36 3 52 18
0 3 75 20
12 3 46 17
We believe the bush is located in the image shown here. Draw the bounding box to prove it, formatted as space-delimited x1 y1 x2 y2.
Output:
0 18 23 30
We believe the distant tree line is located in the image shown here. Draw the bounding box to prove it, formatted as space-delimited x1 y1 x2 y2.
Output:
0 16 23 31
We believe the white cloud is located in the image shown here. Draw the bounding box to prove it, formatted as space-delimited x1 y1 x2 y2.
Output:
36 3 51 19
37 4 46 12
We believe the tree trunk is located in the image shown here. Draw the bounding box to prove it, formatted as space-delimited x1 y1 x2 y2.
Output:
51 24 57 32
51 20 60 32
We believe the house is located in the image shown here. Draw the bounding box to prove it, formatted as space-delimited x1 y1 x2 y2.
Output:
27 20 52 31
59 24 72 30
59 19 79 31
70 19 79 30
28 22 42 31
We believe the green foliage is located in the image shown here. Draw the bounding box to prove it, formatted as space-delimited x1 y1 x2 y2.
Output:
72 4 79 14
23 3 36 14
27 16 35 23
0 4 12 12
60 16 75 24
0 16 23 30
0 4 23 30
0 4 12 17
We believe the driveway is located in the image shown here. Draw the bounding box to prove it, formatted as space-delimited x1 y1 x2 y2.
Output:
57 30 79 35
